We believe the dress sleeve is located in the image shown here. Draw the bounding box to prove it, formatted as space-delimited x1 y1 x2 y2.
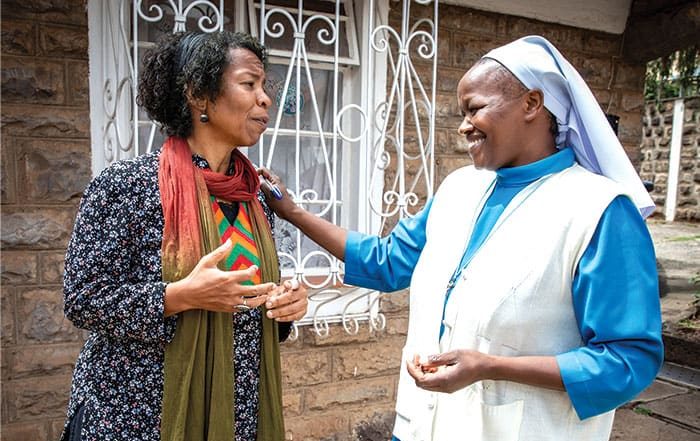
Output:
556 196 664 419
63 165 177 345
343 199 433 292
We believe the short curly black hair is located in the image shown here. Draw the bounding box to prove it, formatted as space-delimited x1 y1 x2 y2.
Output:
136 31 267 138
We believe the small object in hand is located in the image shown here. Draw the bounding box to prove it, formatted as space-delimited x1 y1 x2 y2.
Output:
413 354 439 373
289 279 300 290
421 365 439 374
260 176 283 200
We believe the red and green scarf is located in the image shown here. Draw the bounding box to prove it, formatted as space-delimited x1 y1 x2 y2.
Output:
158 136 284 441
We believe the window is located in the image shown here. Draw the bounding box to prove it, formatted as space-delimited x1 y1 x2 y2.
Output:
87 0 437 336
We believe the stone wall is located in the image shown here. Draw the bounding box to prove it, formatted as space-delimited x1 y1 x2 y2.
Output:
1 1 92 439
640 97 700 221
0 1 648 441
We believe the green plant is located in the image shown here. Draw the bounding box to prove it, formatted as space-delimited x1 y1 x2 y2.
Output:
633 406 653 416
645 45 700 101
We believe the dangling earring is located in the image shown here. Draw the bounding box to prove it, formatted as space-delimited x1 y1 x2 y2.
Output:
199 113 209 123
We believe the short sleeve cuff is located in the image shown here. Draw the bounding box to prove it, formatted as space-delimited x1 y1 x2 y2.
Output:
556 351 596 420
342 230 372 287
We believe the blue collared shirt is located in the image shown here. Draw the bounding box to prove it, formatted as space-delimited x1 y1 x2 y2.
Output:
344 148 663 420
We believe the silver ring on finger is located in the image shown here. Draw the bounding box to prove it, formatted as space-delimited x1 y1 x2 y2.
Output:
235 298 251 312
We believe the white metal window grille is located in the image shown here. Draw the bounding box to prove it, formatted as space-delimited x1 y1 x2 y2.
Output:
87 0 437 337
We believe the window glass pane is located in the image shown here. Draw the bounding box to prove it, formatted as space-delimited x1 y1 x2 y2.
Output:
264 64 339 132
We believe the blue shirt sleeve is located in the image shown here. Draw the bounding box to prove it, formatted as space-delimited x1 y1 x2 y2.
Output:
556 195 664 420
343 199 433 292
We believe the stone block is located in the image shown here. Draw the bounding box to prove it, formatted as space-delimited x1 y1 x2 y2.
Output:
8 343 80 379
436 155 472 184
279 349 331 388
433 129 450 154
614 62 645 90
1 137 17 205
400 126 432 155
582 33 620 57
1 21 35 55
50 418 67 440
2 286 16 346
284 412 349 441
67 60 89 105
590 88 613 110
18 138 91 202
282 389 302 417
304 323 379 347
1 348 10 383
618 112 643 144
453 33 502 69
333 337 404 380
40 252 66 285
381 289 408 314
1 104 89 138
508 19 583 53
1 56 65 104
654 161 669 173
2 0 87 26
17 287 82 344
349 405 395 441
1 251 38 285
574 55 612 89
621 92 645 113
440 6 503 35
611 408 698 441
437 29 451 67
4 374 71 422
633 380 688 403
305 377 393 410
0 420 50 441
436 66 463 94
435 92 460 119
1 207 77 249
379 313 408 337
39 24 88 58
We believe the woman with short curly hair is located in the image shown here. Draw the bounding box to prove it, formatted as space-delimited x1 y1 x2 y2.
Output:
60 30 308 441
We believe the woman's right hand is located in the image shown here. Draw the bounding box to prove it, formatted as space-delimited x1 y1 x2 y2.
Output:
164 239 276 316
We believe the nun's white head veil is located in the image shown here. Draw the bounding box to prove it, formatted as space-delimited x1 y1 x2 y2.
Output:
483 35 654 218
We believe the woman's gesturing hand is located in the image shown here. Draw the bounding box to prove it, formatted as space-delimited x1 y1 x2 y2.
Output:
265 279 309 322
164 239 276 316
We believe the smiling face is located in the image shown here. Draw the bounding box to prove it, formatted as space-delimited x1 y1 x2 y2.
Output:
456 61 534 170
204 48 271 147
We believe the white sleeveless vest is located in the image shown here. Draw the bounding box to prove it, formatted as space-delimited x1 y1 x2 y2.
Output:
393 164 624 441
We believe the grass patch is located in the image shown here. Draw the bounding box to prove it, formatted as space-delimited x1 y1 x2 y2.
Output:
668 234 700 242
634 406 653 416
678 319 700 330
